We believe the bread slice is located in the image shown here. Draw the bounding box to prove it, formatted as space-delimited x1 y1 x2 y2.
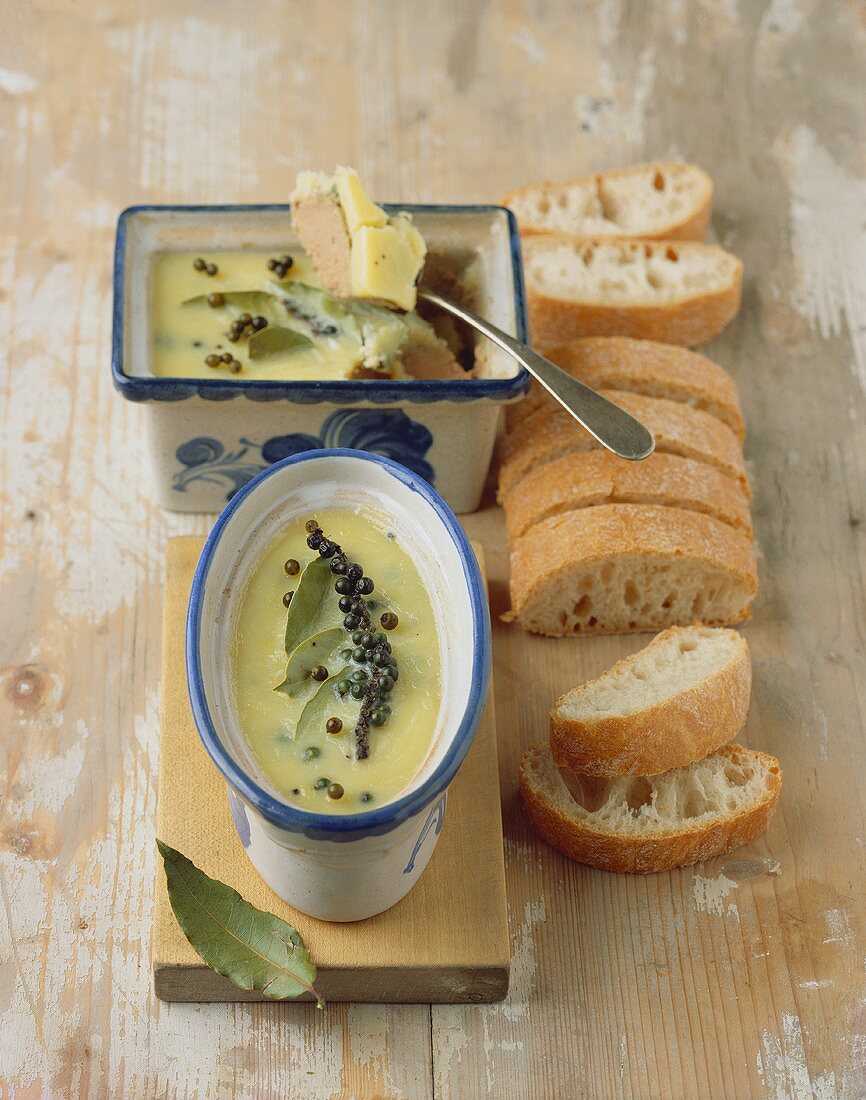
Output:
497 390 749 499
550 626 751 777
507 336 745 439
502 450 753 541
520 741 781 873
501 163 713 241
506 504 757 636
522 237 743 349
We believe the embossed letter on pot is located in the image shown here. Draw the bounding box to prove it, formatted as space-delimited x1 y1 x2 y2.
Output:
186 449 491 921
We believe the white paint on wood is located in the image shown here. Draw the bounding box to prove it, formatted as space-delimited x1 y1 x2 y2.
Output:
502 898 546 1022
506 27 547 64
757 1013 822 1100
823 910 854 949
774 125 866 395
0 67 38 95
692 871 739 916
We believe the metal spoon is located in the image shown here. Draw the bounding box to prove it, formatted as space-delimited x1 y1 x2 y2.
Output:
418 288 655 462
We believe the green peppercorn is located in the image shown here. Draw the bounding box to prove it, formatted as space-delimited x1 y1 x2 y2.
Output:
228 360 242 373
350 683 365 699
205 262 217 276
379 674 394 693
302 746 320 761
380 612 399 630
350 669 368 684
360 792 373 803
193 258 206 271
336 679 351 695
314 777 329 790
205 354 220 368
221 352 233 363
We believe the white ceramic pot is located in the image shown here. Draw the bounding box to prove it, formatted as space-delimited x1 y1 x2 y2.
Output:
187 449 491 921
113 204 530 514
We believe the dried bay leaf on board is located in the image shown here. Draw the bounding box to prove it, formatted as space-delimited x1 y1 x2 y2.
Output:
157 840 323 1006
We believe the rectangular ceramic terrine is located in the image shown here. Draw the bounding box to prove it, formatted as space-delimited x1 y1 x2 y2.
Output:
112 204 530 514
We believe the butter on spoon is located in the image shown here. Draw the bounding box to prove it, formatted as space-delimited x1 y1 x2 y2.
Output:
290 167 426 312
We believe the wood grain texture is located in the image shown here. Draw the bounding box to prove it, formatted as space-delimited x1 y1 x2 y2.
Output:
153 538 508 1004
1 0 864 1096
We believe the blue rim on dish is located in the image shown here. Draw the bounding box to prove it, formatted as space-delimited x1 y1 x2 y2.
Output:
112 202 530 405
186 447 492 840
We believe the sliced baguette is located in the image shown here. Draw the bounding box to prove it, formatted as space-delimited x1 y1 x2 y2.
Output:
522 236 743 349
508 336 745 439
498 390 749 499
506 504 757 636
501 163 713 241
550 626 751 777
502 450 753 541
520 741 782 873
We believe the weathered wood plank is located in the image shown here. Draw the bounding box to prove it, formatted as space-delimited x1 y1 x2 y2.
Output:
435 3 866 1097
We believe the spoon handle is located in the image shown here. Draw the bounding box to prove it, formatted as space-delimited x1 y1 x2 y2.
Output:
418 289 655 462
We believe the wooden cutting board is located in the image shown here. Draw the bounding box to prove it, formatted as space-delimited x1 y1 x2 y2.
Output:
152 536 509 1003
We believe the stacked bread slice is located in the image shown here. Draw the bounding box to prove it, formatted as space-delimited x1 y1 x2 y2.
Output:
502 162 741 349
501 336 755 636
520 626 783 873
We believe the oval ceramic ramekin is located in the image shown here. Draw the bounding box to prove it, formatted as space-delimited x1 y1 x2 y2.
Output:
187 448 491 921
113 203 530 515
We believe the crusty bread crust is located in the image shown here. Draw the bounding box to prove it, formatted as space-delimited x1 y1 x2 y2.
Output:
520 743 781 873
522 237 743 350
502 450 753 541
549 627 751 777
501 163 713 241
508 336 745 439
498 390 750 499
507 504 758 636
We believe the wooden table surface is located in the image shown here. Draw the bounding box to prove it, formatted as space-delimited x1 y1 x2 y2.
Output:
2 2 865 1097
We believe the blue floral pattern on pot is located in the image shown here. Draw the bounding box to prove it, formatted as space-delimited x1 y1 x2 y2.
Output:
172 409 435 501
